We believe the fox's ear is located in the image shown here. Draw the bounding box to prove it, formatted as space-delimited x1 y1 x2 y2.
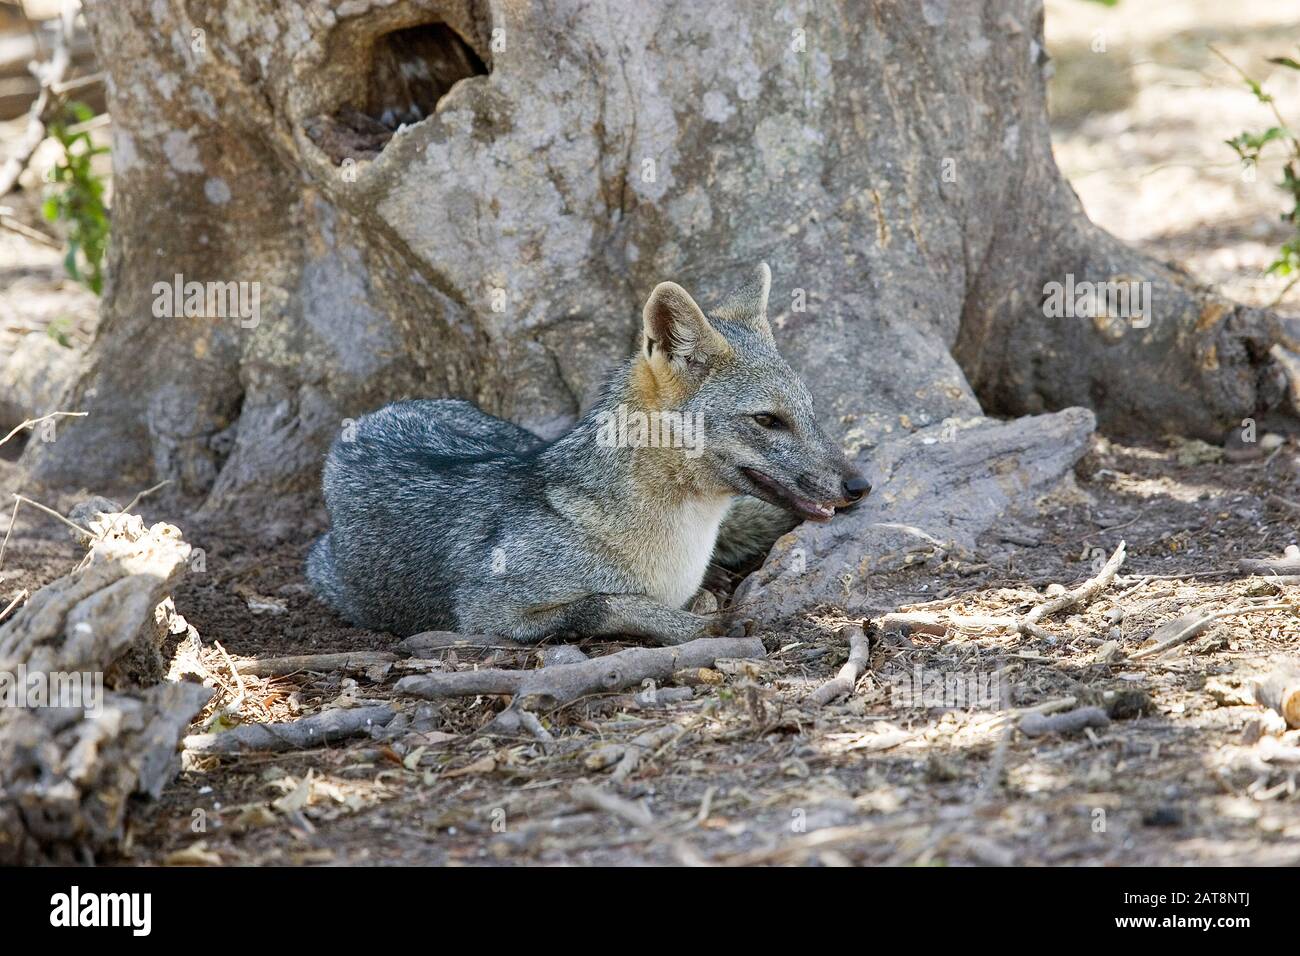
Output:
642 281 730 374
710 262 773 337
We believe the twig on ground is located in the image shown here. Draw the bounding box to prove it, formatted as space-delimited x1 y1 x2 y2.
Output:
11 494 91 537
879 542 1126 643
398 630 530 655
486 703 554 743
235 651 398 677
1025 540 1126 625
1019 706 1110 738
1240 545 1300 575
394 636 764 709
200 640 247 731
183 705 396 754
586 723 686 783
0 589 29 623
114 480 172 524
0 497 19 569
1130 603 1295 660
805 623 869 707
1267 495 1300 514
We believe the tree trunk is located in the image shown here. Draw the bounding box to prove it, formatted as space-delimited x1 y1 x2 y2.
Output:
24 0 1300 508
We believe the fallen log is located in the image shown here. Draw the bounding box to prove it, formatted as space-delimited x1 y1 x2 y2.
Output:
0 504 211 863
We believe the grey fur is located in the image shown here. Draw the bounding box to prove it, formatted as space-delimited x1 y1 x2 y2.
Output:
307 263 865 644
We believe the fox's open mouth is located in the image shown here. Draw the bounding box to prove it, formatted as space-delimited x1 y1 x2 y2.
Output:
740 467 837 522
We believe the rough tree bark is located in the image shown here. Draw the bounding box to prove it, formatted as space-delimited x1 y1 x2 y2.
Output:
22 0 1300 513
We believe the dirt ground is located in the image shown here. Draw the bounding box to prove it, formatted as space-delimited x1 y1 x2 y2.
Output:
1 0 1299 866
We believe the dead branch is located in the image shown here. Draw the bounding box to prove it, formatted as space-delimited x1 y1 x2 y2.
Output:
394 636 764 709
586 723 686 783
804 624 869 706
235 651 398 677
1130 603 1294 660
485 703 554 743
1025 540 1126 624
182 705 396 754
879 542 1126 643
1019 706 1110 737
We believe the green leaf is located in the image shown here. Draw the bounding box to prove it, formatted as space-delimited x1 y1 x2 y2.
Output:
1269 56 1300 71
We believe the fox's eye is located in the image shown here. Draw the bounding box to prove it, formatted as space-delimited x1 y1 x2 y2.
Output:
752 413 787 430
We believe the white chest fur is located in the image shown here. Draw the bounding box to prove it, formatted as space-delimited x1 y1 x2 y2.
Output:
630 494 733 608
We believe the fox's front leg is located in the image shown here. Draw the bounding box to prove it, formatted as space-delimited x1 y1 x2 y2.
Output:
477 593 715 646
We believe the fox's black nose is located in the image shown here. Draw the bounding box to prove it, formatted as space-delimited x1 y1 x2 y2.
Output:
842 473 870 503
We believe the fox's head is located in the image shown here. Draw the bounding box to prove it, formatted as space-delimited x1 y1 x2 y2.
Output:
632 262 869 521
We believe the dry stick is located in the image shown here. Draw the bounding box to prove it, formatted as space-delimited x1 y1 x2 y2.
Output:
0 213 59 247
0 497 19 570
183 705 396 754
880 541 1127 643
398 630 529 654
0 411 86 448
805 623 870 707
11 494 90 537
0 589 28 624
1240 546 1300 575
394 635 765 708
1025 540 1126 625
201 639 246 730
1130 603 1295 661
114 479 172 523
1019 706 1110 738
235 651 399 678
1268 494 1300 514
485 703 555 743
610 724 685 784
